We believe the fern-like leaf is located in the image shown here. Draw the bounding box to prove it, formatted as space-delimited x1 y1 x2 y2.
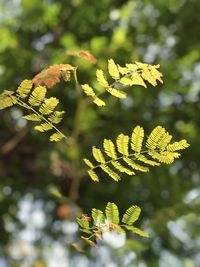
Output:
34 122 53 132
130 73 147 87
123 157 149 172
148 150 180 164
39 97 59 115
117 65 130 75
105 202 119 224
125 226 149 237
96 69 109 87
146 126 167 150
92 147 106 163
82 84 95 97
92 209 104 225
16 79 32 99
108 59 120 80
116 134 129 156
166 140 190 151
103 139 117 159
100 165 120 181
157 133 172 151
82 84 106 106
122 205 141 225
119 77 135 86
49 132 64 142
135 154 160 166
84 125 189 182
77 202 147 247
28 86 47 106
135 61 163 86
0 91 16 110
106 87 126 98
49 111 65 124
76 217 90 229
83 159 95 168
93 96 106 107
88 170 99 182
111 161 135 175
22 114 41 122
131 126 144 153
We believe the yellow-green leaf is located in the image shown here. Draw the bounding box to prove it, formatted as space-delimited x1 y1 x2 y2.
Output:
166 140 190 151
93 96 106 107
34 122 53 132
0 91 16 110
49 132 64 142
49 111 65 124
116 134 129 156
22 114 41 122
83 158 95 168
82 84 95 97
111 161 135 175
131 126 144 153
103 139 117 159
88 170 99 182
92 147 105 163
96 69 109 87
117 65 129 75
123 157 149 172
28 86 46 106
108 59 120 80
16 79 32 99
39 97 59 115
100 165 120 181
119 77 134 86
131 73 147 87
125 226 149 237
106 87 127 98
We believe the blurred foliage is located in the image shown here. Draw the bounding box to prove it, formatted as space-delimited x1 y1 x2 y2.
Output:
0 0 200 266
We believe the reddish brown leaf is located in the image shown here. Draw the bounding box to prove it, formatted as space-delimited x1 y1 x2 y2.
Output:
65 50 97 64
81 214 91 222
32 64 74 88
78 50 97 64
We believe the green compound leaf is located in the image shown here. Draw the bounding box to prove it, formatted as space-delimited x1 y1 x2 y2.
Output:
84 125 190 182
77 202 147 247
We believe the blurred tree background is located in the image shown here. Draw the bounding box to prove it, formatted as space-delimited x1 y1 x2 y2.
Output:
0 0 200 266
